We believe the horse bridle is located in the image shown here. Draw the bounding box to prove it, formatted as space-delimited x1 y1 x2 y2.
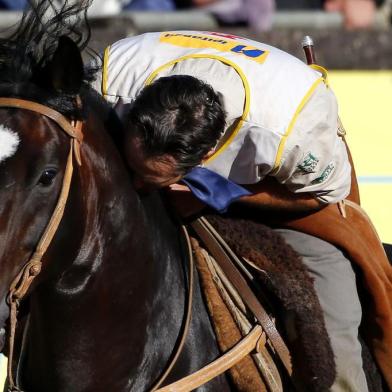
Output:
0 97 289 392
0 97 196 392
0 97 83 392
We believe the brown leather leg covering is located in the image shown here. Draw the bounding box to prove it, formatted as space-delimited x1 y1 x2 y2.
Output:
191 238 267 392
280 202 392 389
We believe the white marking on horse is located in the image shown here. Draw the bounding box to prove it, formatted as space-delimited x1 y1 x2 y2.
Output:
0 125 20 163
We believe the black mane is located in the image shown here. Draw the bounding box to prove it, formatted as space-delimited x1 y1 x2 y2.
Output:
0 0 97 119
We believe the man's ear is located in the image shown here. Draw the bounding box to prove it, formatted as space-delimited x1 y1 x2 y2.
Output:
114 98 131 123
36 35 84 94
203 147 216 161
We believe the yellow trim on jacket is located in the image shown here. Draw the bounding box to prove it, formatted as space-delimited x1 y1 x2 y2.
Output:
102 45 111 97
310 64 329 86
272 77 324 172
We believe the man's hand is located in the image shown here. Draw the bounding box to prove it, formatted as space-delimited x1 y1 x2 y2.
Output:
165 183 206 218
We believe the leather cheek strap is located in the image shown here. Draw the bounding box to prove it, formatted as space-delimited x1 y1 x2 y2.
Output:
0 97 83 391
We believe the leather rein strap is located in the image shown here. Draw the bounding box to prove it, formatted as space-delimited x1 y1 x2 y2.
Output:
0 98 83 392
154 217 292 392
191 217 292 375
156 326 264 392
150 225 195 391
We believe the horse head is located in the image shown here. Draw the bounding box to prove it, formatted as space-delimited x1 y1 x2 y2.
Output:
0 0 115 353
0 91 72 351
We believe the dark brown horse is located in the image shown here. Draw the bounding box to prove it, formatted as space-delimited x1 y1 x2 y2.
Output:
2 2 388 392
0 1 231 390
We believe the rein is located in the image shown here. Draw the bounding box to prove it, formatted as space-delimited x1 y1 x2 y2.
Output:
153 218 292 392
0 97 83 392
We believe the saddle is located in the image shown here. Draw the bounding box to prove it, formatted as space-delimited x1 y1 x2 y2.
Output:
189 216 336 392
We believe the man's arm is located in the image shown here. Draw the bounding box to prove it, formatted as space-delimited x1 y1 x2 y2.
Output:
238 176 325 213
166 177 324 218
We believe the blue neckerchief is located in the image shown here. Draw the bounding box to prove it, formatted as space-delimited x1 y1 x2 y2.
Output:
182 167 251 213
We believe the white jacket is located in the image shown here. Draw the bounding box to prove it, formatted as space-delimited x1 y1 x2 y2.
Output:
93 31 351 203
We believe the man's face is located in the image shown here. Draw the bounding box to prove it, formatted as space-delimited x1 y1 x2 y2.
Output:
125 136 182 191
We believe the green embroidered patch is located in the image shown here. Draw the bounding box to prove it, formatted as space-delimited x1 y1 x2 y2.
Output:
297 152 319 174
311 162 335 185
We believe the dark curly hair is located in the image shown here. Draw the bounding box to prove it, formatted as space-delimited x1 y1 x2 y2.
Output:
126 75 226 175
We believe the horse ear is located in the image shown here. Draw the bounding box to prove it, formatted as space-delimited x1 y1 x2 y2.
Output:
46 35 84 94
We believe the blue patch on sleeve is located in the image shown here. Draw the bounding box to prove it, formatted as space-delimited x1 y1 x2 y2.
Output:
182 167 251 213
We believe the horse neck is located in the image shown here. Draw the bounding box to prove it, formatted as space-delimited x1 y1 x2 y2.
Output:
24 95 188 390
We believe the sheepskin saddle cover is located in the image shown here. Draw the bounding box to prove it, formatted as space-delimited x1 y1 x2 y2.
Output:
192 215 336 392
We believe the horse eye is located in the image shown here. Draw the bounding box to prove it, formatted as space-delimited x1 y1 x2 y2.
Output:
38 169 58 186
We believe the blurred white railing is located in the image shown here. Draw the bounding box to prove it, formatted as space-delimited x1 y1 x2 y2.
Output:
0 9 390 32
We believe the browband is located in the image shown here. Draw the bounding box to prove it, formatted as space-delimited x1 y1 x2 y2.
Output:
0 97 83 142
